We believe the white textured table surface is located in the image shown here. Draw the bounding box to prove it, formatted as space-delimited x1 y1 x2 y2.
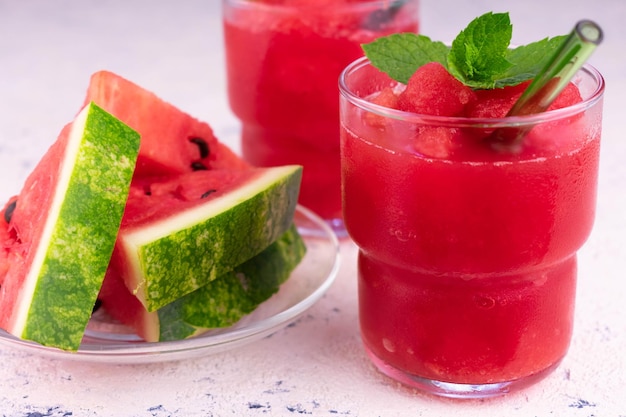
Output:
1 1 624 416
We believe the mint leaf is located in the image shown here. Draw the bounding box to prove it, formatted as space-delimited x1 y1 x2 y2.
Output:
362 11 569 90
361 33 449 84
447 12 513 89
495 35 568 87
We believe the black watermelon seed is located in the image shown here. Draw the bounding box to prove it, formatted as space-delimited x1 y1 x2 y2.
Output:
92 298 102 313
3 199 17 223
189 136 210 159
201 189 217 199
191 161 208 171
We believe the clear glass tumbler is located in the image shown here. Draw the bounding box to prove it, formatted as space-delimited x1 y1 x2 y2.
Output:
339 56 605 398
222 0 419 235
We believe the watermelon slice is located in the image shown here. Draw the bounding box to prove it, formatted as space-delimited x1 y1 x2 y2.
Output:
84 70 250 177
0 70 304 350
83 70 303 311
111 165 302 312
98 224 306 342
0 102 140 351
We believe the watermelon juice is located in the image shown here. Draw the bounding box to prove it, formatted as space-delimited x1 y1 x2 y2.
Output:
338 57 605 397
222 0 419 231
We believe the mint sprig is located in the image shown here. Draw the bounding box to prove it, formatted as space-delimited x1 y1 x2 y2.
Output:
362 11 567 89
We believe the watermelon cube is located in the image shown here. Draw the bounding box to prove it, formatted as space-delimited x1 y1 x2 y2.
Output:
397 62 476 117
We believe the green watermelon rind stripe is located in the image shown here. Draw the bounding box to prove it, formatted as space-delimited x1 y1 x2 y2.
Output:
123 165 302 312
157 224 306 341
16 103 140 351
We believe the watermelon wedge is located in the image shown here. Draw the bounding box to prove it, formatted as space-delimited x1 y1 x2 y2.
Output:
99 224 306 342
84 70 250 177
112 165 302 312
83 70 303 311
0 102 140 351
0 70 305 350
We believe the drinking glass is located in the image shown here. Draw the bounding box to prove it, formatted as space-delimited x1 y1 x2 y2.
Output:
339 56 604 398
222 0 419 234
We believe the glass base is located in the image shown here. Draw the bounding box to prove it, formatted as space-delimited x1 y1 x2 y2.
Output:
365 345 562 399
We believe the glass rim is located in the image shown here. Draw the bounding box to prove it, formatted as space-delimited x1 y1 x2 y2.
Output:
223 0 417 13
338 56 605 129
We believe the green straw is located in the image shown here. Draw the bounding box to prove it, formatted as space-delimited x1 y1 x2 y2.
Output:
491 19 603 151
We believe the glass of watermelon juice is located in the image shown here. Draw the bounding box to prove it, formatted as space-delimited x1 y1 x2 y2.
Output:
222 0 419 233
338 57 605 398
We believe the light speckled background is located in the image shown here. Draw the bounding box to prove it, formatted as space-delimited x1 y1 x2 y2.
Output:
0 0 624 415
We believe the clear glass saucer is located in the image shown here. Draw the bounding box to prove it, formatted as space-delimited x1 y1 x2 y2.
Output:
0 206 340 364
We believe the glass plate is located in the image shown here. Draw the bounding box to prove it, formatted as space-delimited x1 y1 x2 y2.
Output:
0 206 340 364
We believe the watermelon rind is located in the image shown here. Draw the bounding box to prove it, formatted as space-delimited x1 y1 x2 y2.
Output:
157 224 306 341
121 165 303 312
8 102 140 351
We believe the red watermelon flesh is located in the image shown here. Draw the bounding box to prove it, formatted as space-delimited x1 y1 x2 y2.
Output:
465 81 531 119
84 71 250 177
123 169 262 227
397 62 476 117
0 125 69 329
99 259 158 342
0 197 18 279
464 81 582 119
